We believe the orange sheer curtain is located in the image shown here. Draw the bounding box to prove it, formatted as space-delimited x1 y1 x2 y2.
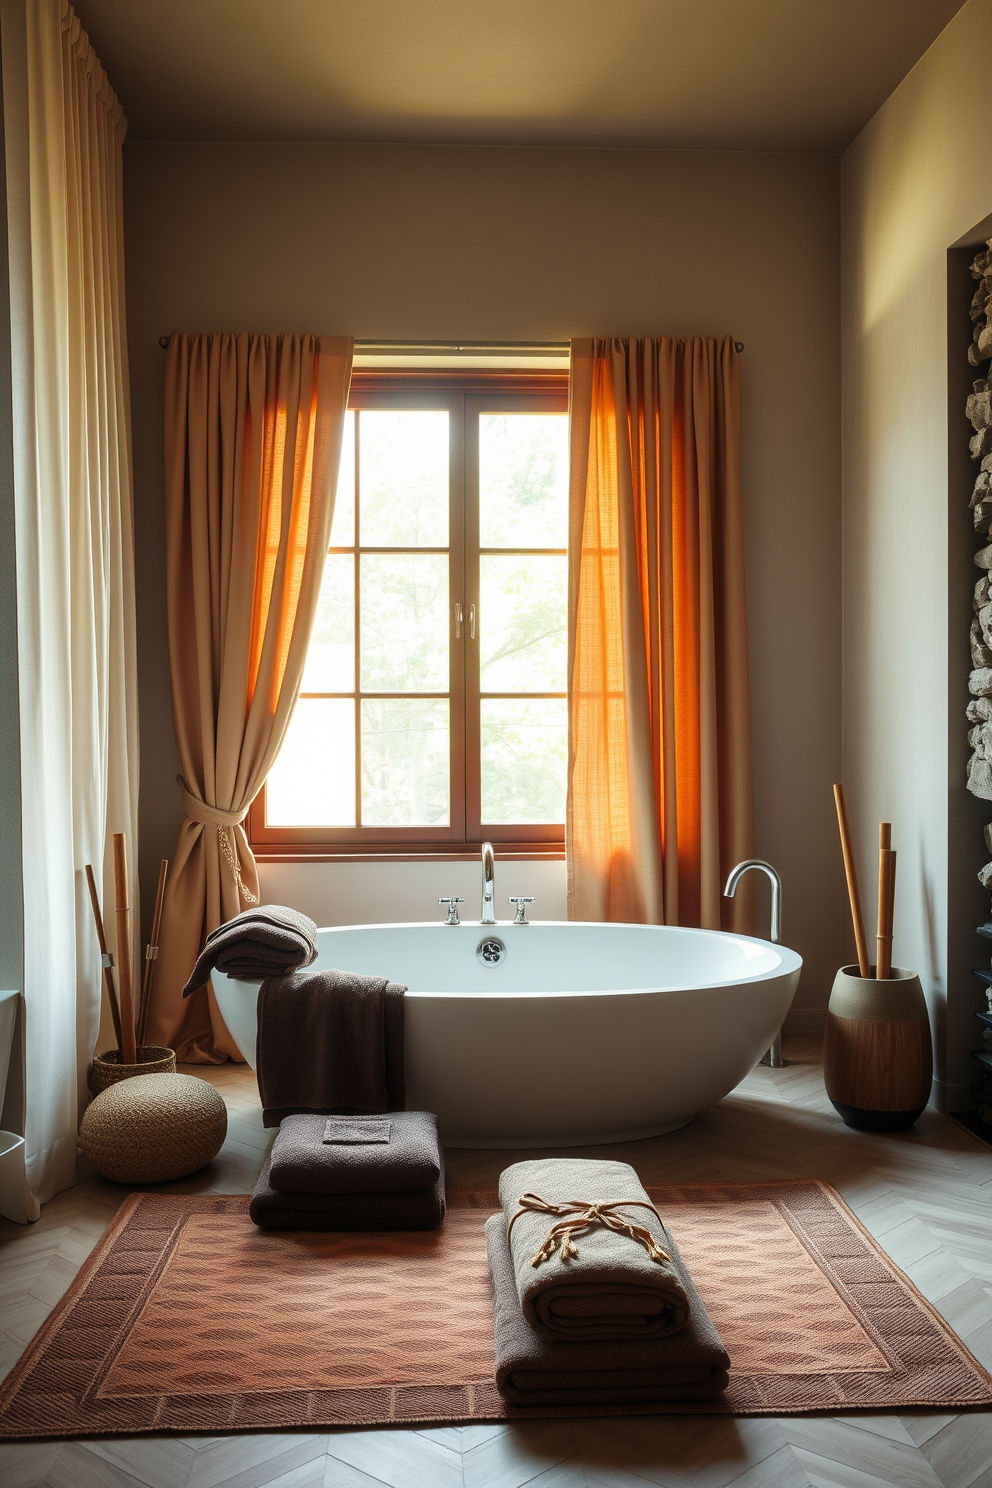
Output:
567 336 753 929
144 333 353 1062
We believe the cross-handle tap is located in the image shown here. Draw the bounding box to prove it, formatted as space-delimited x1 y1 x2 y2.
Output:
723 858 786 1067
509 896 535 924
438 896 464 926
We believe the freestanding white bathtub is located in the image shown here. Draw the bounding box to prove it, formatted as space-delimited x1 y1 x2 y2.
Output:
214 921 801 1148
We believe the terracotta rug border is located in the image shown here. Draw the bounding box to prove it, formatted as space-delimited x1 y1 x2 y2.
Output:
1 1180 990 1439
0 1189 149 1406
805 1180 992 1385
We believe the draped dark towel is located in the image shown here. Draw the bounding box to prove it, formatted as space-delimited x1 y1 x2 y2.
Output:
256 968 406 1127
486 1214 729 1405
249 1152 444 1231
182 905 318 996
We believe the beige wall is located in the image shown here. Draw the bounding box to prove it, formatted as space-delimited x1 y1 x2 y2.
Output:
841 0 992 1107
123 140 843 1014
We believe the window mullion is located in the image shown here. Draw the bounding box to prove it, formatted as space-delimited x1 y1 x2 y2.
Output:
464 396 482 842
448 392 467 845
353 411 362 829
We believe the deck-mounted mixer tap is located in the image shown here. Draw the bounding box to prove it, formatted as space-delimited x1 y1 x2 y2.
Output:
481 841 496 924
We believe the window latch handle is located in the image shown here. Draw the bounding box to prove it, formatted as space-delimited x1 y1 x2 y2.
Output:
455 602 463 639
469 603 476 640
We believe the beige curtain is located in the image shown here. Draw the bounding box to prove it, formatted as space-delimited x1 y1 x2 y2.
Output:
145 333 353 1063
6 0 139 1217
567 337 753 930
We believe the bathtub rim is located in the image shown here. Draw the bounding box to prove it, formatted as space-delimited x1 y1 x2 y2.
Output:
216 920 802 999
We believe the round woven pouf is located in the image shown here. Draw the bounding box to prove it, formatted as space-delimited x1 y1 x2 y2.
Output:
79 1073 228 1184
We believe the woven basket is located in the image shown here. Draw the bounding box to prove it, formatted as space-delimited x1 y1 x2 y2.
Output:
78 1072 228 1184
88 1045 176 1098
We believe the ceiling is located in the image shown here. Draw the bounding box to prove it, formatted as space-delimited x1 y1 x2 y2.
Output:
72 0 967 153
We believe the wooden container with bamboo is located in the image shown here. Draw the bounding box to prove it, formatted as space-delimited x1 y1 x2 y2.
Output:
825 789 932 1131
85 847 175 1098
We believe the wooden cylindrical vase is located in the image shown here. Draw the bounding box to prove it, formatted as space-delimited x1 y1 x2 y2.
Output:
823 966 932 1131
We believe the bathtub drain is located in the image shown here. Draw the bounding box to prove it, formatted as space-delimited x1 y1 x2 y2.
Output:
477 937 506 966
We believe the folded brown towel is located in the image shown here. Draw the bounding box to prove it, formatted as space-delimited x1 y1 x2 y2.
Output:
269 1111 442 1194
487 1214 729 1405
257 968 406 1127
249 1153 445 1231
499 1158 690 1341
183 905 318 996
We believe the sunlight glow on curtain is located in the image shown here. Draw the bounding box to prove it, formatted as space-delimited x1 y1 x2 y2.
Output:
145 333 353 1063
11 0 139 1216
567 337 753 930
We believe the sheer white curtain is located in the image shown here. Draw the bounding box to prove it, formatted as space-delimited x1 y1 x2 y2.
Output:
8 0 138 1217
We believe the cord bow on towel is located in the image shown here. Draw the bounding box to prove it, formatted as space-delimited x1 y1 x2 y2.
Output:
507 1192 672 1268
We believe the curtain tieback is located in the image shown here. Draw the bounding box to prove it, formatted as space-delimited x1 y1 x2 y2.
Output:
180 784 258 906
181 789 248 830
506 1192 672 1267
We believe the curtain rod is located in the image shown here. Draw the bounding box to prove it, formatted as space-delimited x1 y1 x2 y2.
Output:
155 335 568 354
157 336 744 352
357 339 569 356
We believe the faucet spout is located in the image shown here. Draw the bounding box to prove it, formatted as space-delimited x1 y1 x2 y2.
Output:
723 858 781 943
723 858 786 1068
481 841 496 924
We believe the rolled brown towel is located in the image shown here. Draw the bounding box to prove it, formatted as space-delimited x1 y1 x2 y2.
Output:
249 1152 445 1231
183 905 318 996
499 1158 690 1341
268 1111 442 1194
486 1213 729 1405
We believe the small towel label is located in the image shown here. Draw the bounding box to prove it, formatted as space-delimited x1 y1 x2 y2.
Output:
321 1117 392 1145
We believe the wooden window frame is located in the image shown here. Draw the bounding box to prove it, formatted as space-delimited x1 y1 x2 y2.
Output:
249 368 569 861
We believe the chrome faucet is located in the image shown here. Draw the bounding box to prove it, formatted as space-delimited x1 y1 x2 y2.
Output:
724 859 781 944
723 859 787 1068
481 841 496 924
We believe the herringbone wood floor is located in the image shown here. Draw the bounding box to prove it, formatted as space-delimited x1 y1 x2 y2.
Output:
2 1036 992 1487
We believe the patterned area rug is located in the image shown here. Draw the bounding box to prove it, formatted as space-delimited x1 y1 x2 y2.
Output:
2 1179 990 1437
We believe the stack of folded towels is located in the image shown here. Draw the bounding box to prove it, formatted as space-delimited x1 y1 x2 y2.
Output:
250 1109 445 1231
487 1157 729 1405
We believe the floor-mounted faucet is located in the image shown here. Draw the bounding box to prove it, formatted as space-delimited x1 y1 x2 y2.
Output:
481 841 496 924
723 858 787 1068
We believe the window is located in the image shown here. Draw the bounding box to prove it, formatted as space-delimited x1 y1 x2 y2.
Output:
249 371 569 856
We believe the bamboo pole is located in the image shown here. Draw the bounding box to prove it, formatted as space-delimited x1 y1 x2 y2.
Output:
84 864 123 1057
113 833 137 1064
832 784 871 977
877 845 896 980
877 823 893 981
137 859 169 1049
